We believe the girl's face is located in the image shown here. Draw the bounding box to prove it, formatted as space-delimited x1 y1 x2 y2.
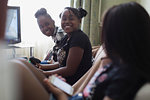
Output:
37 16 55 37
61 9 81 34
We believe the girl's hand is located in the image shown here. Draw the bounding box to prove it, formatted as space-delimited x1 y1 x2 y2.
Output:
53 74 66 82
43 78 68 100
36 63 42 69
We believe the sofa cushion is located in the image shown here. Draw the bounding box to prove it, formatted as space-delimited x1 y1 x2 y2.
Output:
73 46 107 95
134 83 150 100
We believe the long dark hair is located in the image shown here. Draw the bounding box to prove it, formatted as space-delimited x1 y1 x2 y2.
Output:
101 2 150 79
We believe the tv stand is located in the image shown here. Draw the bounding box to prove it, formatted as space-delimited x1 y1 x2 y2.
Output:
7 43 34 58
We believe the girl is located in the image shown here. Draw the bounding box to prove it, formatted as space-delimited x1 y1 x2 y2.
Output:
41 7 92 85
44 2 150 100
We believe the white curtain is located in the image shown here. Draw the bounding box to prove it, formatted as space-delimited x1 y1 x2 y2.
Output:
7 0 70 60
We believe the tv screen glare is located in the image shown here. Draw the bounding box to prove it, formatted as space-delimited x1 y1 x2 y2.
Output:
5 6 21 44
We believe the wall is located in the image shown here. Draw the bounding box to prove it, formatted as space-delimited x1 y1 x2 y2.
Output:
137 0 150 14
101 0 137 18
99 0 138 30
100 0 150 19
98 0 147 45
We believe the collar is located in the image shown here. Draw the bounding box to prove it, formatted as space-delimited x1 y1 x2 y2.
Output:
52 26 58 36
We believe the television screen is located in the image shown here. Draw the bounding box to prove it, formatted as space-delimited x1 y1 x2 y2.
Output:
5 6 21 44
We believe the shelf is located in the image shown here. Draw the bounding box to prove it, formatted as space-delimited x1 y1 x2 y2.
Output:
6 43 34 58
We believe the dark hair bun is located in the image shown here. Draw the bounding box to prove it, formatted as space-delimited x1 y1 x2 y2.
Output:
78 7 87 18
35 8 48 18
60 7 87 19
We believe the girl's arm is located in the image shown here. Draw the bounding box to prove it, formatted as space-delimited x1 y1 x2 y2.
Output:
43 47 84 77
37 62 59 70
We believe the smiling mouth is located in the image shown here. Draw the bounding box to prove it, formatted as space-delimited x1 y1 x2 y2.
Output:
45 29 51 35
64 25 72 29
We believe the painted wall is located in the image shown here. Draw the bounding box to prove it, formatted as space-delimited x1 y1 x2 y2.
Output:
99 0 150 23
137 0 150 14
101 0 137 16
99 0 138 32
101 0 150 16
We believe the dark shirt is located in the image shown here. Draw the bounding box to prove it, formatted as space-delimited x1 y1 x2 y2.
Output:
83 63 147 100
57 29 92 85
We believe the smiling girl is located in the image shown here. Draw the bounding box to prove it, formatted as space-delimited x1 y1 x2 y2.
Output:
42 7 92 85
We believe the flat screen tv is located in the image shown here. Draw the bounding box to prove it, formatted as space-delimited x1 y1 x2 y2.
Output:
5 6 21 44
